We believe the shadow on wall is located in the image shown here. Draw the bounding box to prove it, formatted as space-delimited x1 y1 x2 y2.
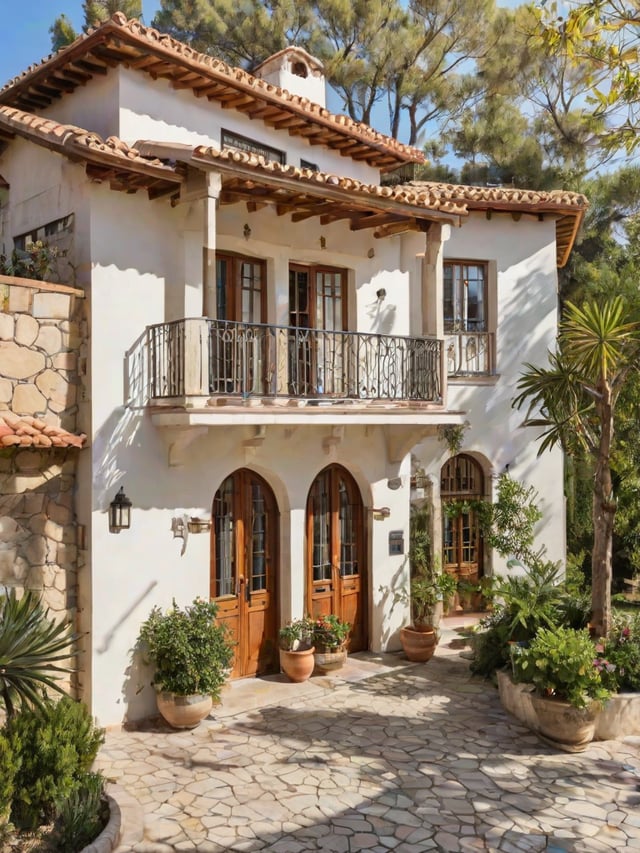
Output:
366 292 396 336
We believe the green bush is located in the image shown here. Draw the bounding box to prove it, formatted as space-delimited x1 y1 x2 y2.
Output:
139 598 234 697
0 729 19 824
595 612 640 692
512 626 609 709
5 697 105 830
52 771 107 851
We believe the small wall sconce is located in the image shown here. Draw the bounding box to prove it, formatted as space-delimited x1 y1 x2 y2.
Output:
187 517 212 534
376 288 386 302
109 486 131 533
367 248 375 259
371 506 391 519
320 236 326 249
243 223 252 240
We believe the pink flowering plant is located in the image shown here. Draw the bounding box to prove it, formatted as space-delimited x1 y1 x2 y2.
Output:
312 615 350 651
595 613 640 693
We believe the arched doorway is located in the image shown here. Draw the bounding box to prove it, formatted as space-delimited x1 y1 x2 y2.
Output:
441 454 484 593
211 469 279 678
306 465 367 652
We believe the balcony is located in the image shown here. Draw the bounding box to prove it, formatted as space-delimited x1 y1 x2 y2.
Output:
445 332 495 377
145 318 443 406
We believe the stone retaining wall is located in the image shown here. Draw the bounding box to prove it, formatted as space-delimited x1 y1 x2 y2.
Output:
0 275 86 628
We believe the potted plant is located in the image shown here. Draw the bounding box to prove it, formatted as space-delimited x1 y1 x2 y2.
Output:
138 597 234 729
312 615 350 673
398 503 446 662
278 617 315 682
511 625 610 751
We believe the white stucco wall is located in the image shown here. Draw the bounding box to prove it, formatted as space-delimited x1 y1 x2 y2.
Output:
39 63 383 185
413 212 566 575
80 182 418 725
2 89 568 727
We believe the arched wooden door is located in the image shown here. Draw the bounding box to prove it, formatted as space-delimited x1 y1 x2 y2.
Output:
306 465 367 652
441 454 484 583
211 470 279 679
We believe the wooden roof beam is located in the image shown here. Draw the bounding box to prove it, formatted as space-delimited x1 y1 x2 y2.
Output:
374 220 424 239
69 59 109 76
351 212 407 231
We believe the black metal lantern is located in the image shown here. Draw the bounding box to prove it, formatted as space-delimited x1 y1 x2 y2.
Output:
109 486 131 533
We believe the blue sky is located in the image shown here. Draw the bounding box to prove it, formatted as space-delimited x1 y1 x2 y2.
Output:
0 1 162 86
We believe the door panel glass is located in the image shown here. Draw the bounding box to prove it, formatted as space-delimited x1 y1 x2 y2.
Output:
311 472 332 582
339 478 358 578
250 481 267 592
441 454 483 575
214 476 235 597
216 258 229 320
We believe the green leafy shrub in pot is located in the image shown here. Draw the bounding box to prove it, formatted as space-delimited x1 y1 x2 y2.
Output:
511 626 610 709
139 598 234 699
312 615 350 651
279 617 314 651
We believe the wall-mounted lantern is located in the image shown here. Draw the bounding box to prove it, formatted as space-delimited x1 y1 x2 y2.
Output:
109 486 132 533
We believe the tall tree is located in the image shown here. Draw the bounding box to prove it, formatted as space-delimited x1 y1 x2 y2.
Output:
514 298 640 637
50 1 143 50
536 0 640 152
152 0 499 144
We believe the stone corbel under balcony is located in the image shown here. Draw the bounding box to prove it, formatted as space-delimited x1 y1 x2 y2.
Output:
244 425 267 448
323 425 344 454
160 426 209 467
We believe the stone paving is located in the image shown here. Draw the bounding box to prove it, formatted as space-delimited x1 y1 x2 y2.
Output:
95 627 640 853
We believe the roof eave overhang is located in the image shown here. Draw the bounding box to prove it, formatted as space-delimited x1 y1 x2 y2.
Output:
0 16 423 171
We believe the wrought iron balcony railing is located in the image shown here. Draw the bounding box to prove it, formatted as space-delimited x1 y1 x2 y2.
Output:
445 332 495 376
146 318 443 404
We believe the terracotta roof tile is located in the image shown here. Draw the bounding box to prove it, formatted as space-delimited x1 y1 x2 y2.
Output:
190 146 469 215
0 14 422 169
407 181 588 211
0 413 86 449
0 105 178 177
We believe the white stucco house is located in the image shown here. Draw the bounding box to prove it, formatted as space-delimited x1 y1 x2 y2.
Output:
0 14 586 726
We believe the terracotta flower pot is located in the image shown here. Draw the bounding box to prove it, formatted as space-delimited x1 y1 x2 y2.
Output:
279 646 316 682
400 625 438 662
156 692 213 729
531 694 599 752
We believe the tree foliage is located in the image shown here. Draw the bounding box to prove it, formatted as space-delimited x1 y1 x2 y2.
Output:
514 298 640 636
0 589 78 718
536 0 640 153
50 1 143 50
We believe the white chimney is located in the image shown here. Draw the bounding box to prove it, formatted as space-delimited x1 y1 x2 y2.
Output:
253 47 326 108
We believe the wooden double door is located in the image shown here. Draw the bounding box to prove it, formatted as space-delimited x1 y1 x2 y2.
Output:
306 465 367 652
210 465 368 680
211 470 278 678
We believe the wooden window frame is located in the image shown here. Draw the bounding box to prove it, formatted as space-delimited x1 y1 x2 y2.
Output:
289 263 348 331
221 129 286 165
216 251 267 323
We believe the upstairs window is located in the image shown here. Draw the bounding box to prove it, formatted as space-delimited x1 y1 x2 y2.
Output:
221 129 286 165
443 261 487 333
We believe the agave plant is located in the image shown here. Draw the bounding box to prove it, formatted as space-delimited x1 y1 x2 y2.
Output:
0 588 78 717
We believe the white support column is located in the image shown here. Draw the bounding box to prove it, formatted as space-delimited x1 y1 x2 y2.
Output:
203 171 222 319
288 507 307 620
183 318 210 396
422 223 450 403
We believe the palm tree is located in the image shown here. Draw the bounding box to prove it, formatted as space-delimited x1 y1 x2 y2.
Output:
513 297 640 636
0 589 78 717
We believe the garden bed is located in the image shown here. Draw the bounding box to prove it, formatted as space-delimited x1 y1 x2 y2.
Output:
497 669 640 740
